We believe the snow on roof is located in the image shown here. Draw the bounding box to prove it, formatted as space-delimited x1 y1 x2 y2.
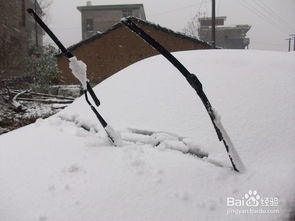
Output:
77 3 145 11
1 49 295 221
61 17 210 55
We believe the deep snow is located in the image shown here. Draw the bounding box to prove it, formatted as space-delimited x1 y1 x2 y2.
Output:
0 50 294 221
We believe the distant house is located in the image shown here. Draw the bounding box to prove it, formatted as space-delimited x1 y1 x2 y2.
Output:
198 16 251 49
77 2 146 40
57 17 211 86
0 0 43 78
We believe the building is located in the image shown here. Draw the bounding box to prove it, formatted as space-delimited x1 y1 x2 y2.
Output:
57 17 211 85
77 2 146 40
198 16 251 49
0 0 43 78
25 0 44 48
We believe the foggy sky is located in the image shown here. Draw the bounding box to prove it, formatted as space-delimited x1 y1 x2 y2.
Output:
44 0 295 51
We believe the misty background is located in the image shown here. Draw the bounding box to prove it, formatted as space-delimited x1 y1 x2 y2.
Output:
44 0 295 51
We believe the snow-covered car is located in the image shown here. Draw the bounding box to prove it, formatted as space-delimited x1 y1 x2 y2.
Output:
0 50 294 221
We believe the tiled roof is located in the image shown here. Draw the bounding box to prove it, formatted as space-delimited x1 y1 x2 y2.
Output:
57 17 211 57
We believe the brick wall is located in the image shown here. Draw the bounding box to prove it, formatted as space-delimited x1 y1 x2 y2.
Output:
0 0 27 78
0 0 43 78
57 22 211 86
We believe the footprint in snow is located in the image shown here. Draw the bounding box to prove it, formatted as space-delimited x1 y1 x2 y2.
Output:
38 215 48 221
123 146 148 176
171 191 191 202
62 164 85 175
48 185 56 192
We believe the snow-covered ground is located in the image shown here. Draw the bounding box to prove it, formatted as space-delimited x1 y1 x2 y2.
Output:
0 50 294 221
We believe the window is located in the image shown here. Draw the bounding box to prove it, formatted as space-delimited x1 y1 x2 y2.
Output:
122 9 132 17
86 19 94 32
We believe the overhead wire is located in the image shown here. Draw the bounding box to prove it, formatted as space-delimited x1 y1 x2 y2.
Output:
217 0 221 16
252 0 295 33
237 0 290 35
197 0 207 17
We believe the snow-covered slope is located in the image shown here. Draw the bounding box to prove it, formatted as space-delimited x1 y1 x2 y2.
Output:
0 50 294 221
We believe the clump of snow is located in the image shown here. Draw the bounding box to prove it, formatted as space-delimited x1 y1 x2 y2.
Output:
157 139 189 153
104 124 122 146
213 109 246 172
0 50 294 221
151 132 179 142
68 56 88 90
182 138 208 157
121 131 158 145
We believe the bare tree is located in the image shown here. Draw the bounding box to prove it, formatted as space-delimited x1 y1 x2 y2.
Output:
183 15 200 39
38 0 52 10
37 0 52 20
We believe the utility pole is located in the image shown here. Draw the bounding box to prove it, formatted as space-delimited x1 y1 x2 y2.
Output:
290 34 295 51
211 0 216 49
286 38 291 52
